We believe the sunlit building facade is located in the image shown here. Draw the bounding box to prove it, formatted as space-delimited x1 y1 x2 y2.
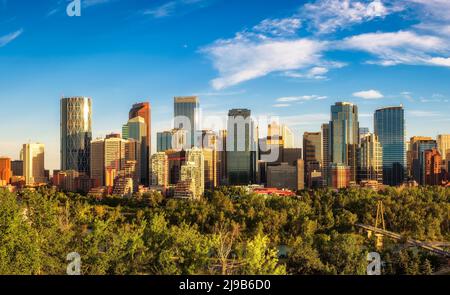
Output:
174 96 199 148
358 133 383 183
0 157 12 186
374 106 406 186
61 97 92 174
150 152 169 188
330 102 359 183
23 143 46 185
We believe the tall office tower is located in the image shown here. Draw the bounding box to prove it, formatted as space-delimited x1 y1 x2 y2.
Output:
408 136 433 177
127 102 152 184
321 123 330 186
267 122 294 148
424 149 442 186
124 116 148 185
90 138 105 187
166 150 186 185
359 127 370 140
11 160 23 176
330 163 350 189
185 148 205 198
374 106 406 186
157 131 173 152
329 102 359 183
129 102 151 155
150 152 169 188
227 109 258 185
0 157 12 186
358 133 383 183
23 143 46 185
218 130 227 184
104 134 127 187
411 138 437 185
174 96 199 148
303 132 323 187
61 97 92 174
437 134 450 162
199 130 219 190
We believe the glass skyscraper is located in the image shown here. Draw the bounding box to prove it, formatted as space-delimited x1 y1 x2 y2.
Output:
60 97 92 174
329 102 359 182
226 109 258 185
374 106 406 186
174 96 199 147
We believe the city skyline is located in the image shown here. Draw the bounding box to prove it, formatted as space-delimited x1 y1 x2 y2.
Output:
1 0 450 171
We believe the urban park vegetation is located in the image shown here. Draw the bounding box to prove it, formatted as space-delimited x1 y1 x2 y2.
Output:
0 186 448 275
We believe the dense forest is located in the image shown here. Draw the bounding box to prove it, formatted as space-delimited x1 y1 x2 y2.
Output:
0 186 448 275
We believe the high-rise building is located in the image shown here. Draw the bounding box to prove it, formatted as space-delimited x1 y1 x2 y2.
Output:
267 122 294 148
61 97 92 174
321 123 330 186
424 149 442 186
166 150 186 185
267 160 304 191
408 136 432 177
90 138 105 187
185 148 205 198
329 102 359 183
330 163 350 189
11 160 23 177
0 157 12 186
411 138 437 185
227 109 258 185
150 152 169 188
174 96 199 147
218 130 227 184
358 133 383 183
157 131 173 152
303 132 322 187
374 106 406 186
203 148 219 190
129 102 151 154
23 143 46 185
124 116 148 185
437 134 450 161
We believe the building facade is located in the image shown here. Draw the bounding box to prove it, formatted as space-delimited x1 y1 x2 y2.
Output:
150 152 169 188
358 133 383 183
174 96 199 148
23 143 46 185
374 106 406 186
0 157 11 186
330 102 359 183
60 97 92 174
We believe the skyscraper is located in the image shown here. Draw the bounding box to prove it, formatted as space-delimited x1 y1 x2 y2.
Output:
174 96 199 147
129 102 151 182
150 152 169 188
411 138 437 185
329 102 359 183
358 133 383 183
424 149 442 186
267 122 294 148
303 132 323 186
227 109 258 185
61 97 92 174
321 123 330 186
374 106 406 186
0 157 12 186
23 143 46 185
157 131 173 152
124 116 148 185
185 148 205 198
437 134 450 161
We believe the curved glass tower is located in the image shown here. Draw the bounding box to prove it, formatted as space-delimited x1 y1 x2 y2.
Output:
329 102 359 183
374 106 406 186
61 97 92 174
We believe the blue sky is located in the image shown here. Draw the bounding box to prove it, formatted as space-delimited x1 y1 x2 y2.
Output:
1 0 450 170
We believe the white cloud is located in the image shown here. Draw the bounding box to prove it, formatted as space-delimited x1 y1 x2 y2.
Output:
341 30 450 66
353 89 384 99
143 0 210 18
408 110 442 117
0 29 23 47
203 36 327 90
276 95 327 102
272 104 290 108
253 17 302 37
429 57 450 67
302 0 391 34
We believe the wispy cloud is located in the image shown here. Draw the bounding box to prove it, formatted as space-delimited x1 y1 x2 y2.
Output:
276 95 327 102
143 0 211 19
0 29 23 47
353 89 384 99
